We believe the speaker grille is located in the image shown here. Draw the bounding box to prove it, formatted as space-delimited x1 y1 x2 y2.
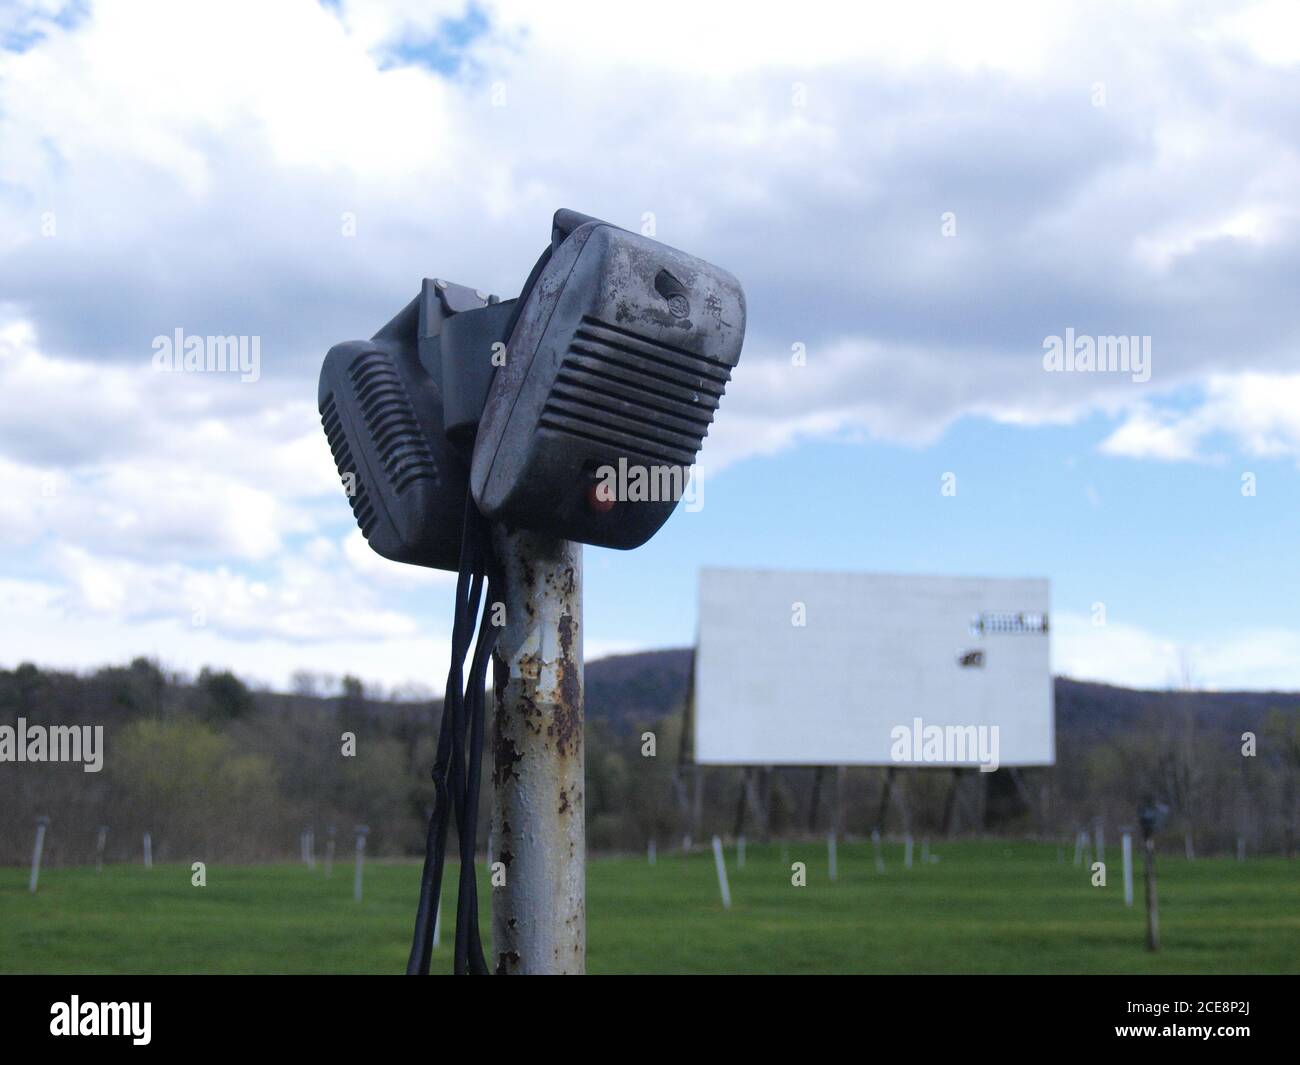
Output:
321 391 377 537
347 350 438 495
539 316 731 467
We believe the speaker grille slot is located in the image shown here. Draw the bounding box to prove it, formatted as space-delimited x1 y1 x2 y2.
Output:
347 351 438 495
539 316 730 467
321 391 377 537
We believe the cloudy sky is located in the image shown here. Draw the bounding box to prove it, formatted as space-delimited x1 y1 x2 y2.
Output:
1 0 1298 693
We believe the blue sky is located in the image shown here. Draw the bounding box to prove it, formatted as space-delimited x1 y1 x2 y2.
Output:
0 0 1298 692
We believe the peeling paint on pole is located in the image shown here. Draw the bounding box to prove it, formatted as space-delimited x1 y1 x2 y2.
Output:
490 526 584 975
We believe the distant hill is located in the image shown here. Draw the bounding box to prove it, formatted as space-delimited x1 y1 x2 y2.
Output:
585 648 694 734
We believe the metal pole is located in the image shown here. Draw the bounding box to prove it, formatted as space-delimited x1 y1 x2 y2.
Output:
29 817 49 894
711 835 731 909
353 825 368 902
95 825 108 873
143 831 152 869
490 527 584 975
1143 832 1159 951
1122 831 1134 907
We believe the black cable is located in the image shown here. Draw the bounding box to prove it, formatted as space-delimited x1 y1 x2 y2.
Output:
406 691 455 975
407 492 484 975
408 239 554 976
456 506 503 974
447 568 483 974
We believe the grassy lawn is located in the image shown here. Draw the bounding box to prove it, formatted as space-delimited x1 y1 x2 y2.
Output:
1 841 1296 974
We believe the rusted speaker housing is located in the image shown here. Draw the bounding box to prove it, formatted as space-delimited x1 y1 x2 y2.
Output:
470 213 746 549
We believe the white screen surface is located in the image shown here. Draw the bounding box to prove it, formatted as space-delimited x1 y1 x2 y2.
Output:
694 568 1054 767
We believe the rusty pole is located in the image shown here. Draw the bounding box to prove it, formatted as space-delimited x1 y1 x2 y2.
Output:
490 526 584 975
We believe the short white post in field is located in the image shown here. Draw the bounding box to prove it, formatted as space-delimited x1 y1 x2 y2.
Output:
1095 822 1106 864
306 827 316 871
737 834 746 870
647 839 656 866
922 837 931 864
353 825 368 902
871 828 884 872
1184 831 1195 861
1073 830 1084 866
904 834 914 869
1237 834 1246 862
711 835 731 910
1121 831 1134 907
29 817 49 894
143 831 153 870
324 826 336 879
95 825 108 873
681 834 692 853
827 832 837 881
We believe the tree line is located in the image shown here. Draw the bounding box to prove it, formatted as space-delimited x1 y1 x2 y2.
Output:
1 657 1296 866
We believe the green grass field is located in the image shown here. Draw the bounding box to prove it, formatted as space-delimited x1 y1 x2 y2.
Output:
2 841 1296 974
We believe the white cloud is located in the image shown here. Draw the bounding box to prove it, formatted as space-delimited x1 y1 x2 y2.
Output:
1098 406 1204 463
0 313 335 560
1101 373 1300 465
1205 0 1300 65
1052 611 1300 691
1053 612 1182 689
0 571 451 691
51 541 420 643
